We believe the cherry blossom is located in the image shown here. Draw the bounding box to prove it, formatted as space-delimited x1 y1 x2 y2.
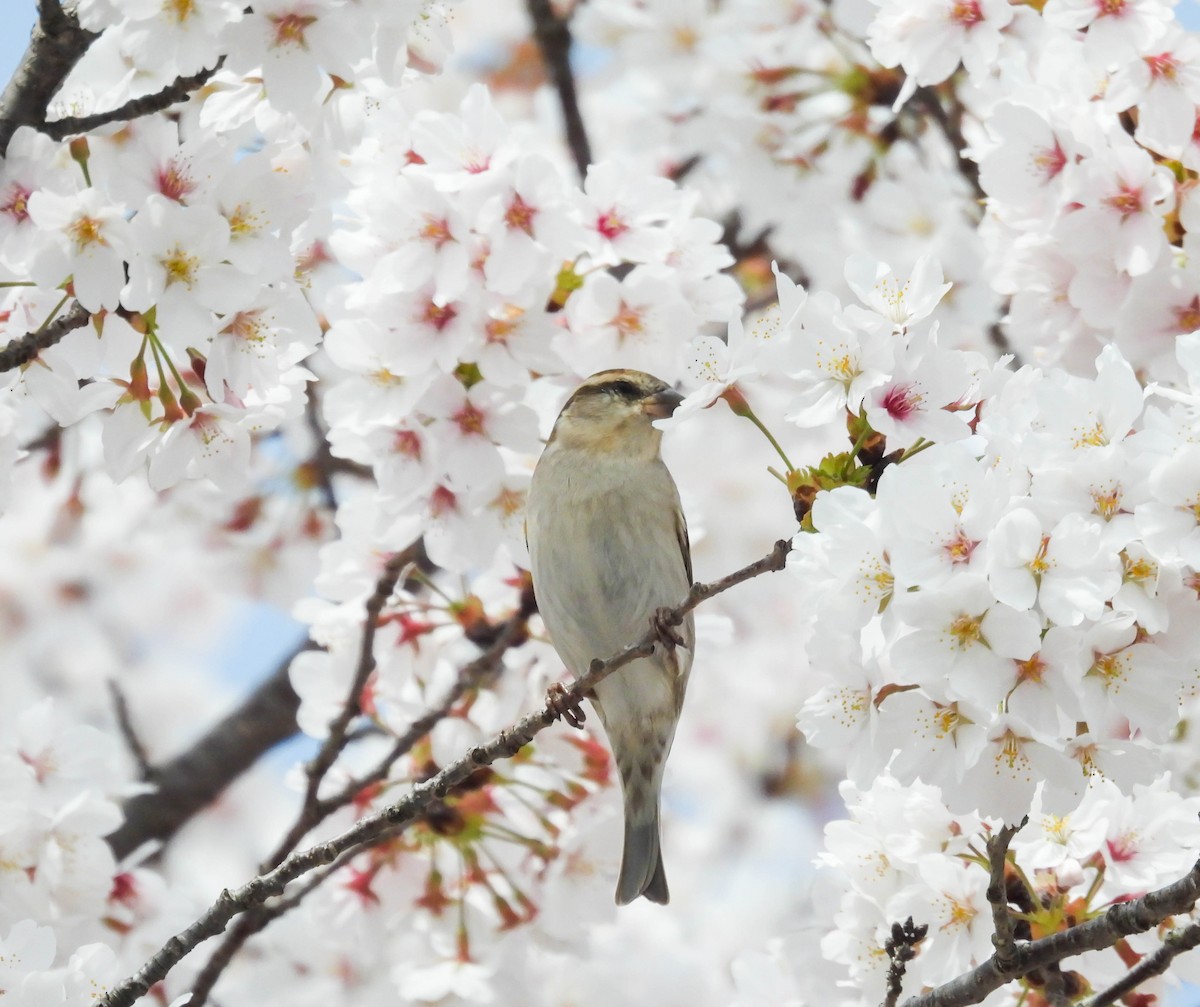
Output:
3 0 1200 1004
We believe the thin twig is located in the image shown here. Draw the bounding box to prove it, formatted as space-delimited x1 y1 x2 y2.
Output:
985 821 1024 973
268 551 412 868
312 604 535 824
899 856 1200 1007
526 0 592 181
1087 921 1200 1007
184 846 365 1007
0 301 91 373
909 85 982 205
107 680 154 782
302 382 339 511
177 607 535 1007
42 58 223 139
97 538 793 1007
883 917 928 1007
261 597 533 871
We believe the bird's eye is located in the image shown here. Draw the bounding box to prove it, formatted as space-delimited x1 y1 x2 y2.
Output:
603 380 643 400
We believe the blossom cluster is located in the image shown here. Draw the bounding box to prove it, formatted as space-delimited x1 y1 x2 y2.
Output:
766 255 1200 827
733 773 1200 1005
0 701 152 1005
1 0 1199 1002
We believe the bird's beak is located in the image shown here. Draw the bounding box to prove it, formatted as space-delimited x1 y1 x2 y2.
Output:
641 387 684 419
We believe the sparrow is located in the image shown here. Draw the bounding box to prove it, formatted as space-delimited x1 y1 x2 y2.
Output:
525 368 694 905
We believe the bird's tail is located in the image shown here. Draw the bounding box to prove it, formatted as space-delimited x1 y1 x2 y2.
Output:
615 777 669 905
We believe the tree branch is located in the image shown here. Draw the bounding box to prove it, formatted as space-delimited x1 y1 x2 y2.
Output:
97 538 793 1007
909 85 983 206
985 821 1023 973
107 679 154 782
260 546 427 870
41 58 223 140
291 554 409 813
884 917 929 1007
106 645 309 862
184 605 535 1006
262 595 535 871
901 856 1200 1007
0 1 96 152
526 0 592 182
1086 922 1200 1007
0 301 91 373
183 840 372 1007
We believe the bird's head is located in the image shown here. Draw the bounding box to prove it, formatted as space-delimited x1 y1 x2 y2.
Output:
548 369 684 458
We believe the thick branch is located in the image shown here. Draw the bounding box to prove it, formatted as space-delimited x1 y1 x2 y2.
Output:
0 301 91 373
97 538 793 1007
41 59 223 140
106 646 308 862
901 856 1200 1007
526 0 592 181
0 1 96 153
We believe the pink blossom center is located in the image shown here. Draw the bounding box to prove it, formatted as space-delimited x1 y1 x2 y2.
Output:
612 301 645 340
1106 835 1137 862
222 309 266 343
419 216 453 248
157 161 196 202
465 151 491 174
420 300 458 332
880 382 923 421
485 310 519 344
269 12 317 48
430 485 458 517
1095 0 1126 17
343 867 380 905
1145 53 1179 81
453 402 487 436
109 872 138 906
949 0 984 26
1014 654 1047 685
393 429 422 459
1103 183 1143 219
1174 297 1200 333
1032 141 1067 182
596 209 629 240
505 193 537 236
19 749 52 783
1 184 31 223
943 529 980 565
68 214 107 250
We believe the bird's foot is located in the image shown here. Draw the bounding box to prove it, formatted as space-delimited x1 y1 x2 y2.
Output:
651 607 685 650
547 682 586 730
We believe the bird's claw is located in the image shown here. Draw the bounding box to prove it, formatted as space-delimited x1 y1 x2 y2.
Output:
547 682 586 730
651 607 685 650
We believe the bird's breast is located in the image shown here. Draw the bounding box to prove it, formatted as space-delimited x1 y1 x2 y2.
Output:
527 456 692 677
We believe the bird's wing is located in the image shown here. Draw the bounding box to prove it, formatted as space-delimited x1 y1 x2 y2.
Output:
674 507 693 586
